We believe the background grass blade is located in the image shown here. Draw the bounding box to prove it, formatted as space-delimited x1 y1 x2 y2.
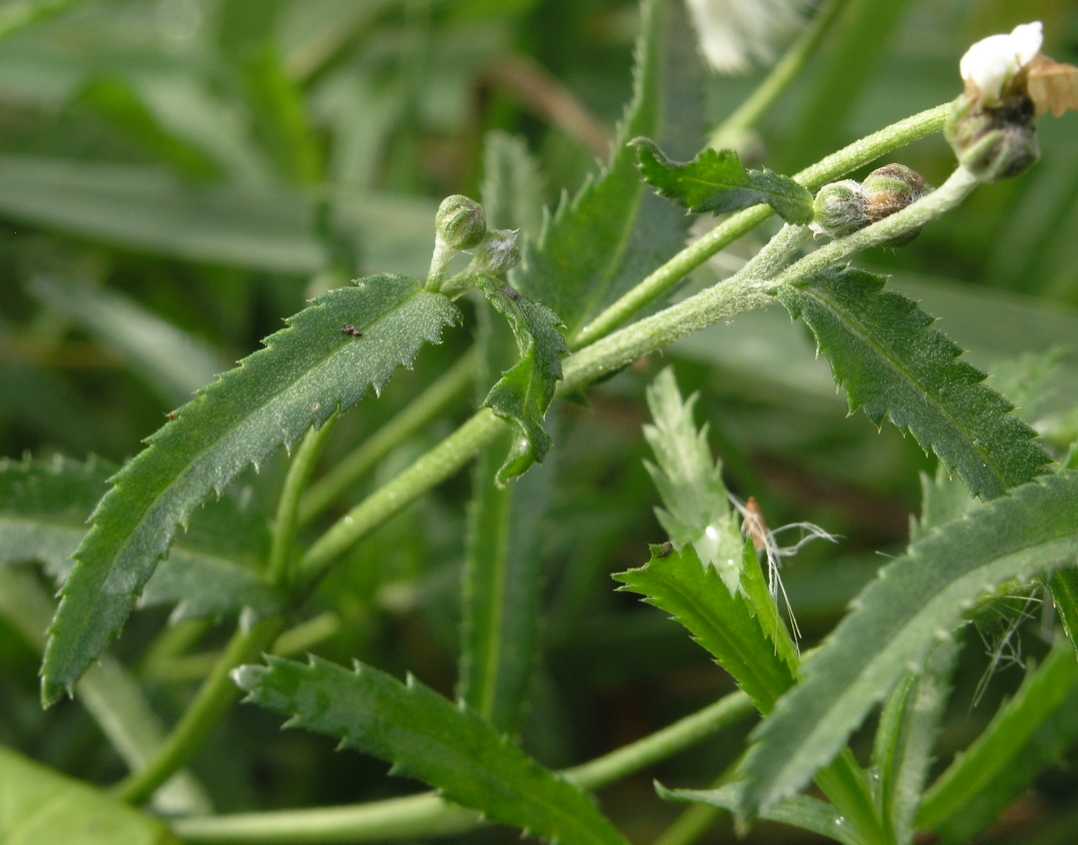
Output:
41 277 458 704
740 471 1078 815
235 655 628 845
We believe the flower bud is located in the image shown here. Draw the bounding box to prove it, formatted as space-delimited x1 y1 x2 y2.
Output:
862 164 928 221
812 180 868 238
945 92 1040 182
472 228 520 276
435 194 486 251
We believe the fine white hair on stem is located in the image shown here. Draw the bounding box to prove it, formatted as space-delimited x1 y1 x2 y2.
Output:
728 493 839 643
972 593 1040 707
685 0 810 74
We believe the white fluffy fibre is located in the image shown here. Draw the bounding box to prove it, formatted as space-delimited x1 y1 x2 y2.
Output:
959 21 1043 102
685 0 809 74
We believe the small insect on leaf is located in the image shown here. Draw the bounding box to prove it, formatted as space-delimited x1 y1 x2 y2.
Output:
341 324 363 338
1026 54 1078 118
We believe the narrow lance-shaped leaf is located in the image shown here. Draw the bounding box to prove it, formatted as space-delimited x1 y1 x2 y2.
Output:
871 637 960 845
0 746 178 845
776 266 1050 500
0 455 279 622
739 470 1078 816
42 275 458 704
235 656 628 845
459 133 551 730
479 278 567 484
917 638 1078 844
632 140 814 224
511 0 709 337
657 783 861 845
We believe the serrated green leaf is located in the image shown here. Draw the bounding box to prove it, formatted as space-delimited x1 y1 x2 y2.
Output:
511 0 708 337
656 783 860 845
918 639 1078 844
42 276 458 704
28 276 228 405
776 266 1050 500
0 746 178 844
615 544 795 713
739 471 1078 815
235 655 628 845
910 466 974 543
0 455 278 622
458 133 551 731
632 140 814 224
479 280 567 484
871 638 960 845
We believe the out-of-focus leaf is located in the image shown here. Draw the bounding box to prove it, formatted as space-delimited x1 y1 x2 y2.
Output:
28 276 228 405
235 655 628 845
777 266 1050 500
740 471 1078 815
0 0 80 42
0 745 178 844
511 0 709 338
633 140 813 223
41 277 458 704
918 639 1078 843
0 455 278 622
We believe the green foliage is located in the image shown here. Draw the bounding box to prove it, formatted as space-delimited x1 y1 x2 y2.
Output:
41 276 458 704
511 0 708 337
0 745 178 844
459 133 551 730
0 455 279 621
918 640 1078 843
657 783 861 845
777 266 1051 500
235 655 628 845
632 140 814 223
740 471 1078 815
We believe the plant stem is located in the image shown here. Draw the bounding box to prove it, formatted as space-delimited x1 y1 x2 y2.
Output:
298 350 476 526
710 0 850 148
570 102 949 349
268 417 339 585
300 106 955 585
171 690 754 843
115 615 285 806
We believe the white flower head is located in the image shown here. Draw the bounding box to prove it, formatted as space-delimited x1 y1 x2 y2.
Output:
959 21 1043 103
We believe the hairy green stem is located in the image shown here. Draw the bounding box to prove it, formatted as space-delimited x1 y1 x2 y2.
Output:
299 105 955 587
299 351 476 526
710 0 849 147
268 418 339 585
171 690 754 843
570 102 949 348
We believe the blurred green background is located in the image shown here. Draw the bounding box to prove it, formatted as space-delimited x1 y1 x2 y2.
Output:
1 0 1077 842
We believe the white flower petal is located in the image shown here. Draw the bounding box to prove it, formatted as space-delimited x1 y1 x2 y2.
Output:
959 20 1044 101
1010 21 1043 66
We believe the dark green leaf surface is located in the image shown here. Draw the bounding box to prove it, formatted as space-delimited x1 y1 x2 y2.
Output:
0 455 278 621
42 276 458 704
511 0 708 336
632 140 813 223
740 471 1078 815
459 133 551 731
657 783 860 845
615 544 796 714
777 267 1050 500
235 655 628 845
918 639 1078 844
0 746 177 844
480 279 567 484
871 638 960 845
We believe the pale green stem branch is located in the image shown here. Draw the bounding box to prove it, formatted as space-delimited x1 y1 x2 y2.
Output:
710 0 849 147
571 102 949 349
171 690 754 843
298 350 476 526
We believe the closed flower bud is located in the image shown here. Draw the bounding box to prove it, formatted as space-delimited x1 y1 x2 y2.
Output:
472 228 520 276
945 92 1039 182
435 194 487 251
862 164 928 221
812 180 868 238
